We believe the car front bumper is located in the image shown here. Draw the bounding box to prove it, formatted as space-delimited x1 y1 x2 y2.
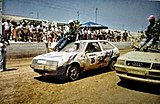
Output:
30 64 67 78
115 64 160 84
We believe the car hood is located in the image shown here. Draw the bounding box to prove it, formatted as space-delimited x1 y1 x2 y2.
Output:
119 51 160 63
33 51 79 62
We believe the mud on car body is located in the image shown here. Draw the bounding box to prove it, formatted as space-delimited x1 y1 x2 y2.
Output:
30 40 120 81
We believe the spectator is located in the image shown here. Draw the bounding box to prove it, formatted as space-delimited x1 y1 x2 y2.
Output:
21 22 30 42
122 30 128 41
37 24 43 42
107 30 112 41
82 27 88 40
2 20 11 44
12 25 18 42
115 31 121 42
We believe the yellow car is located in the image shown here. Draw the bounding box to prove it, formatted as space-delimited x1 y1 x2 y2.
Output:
115 50 160 84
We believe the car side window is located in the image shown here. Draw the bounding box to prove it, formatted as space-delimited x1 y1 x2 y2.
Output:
100 41 114 50
85 42 101 53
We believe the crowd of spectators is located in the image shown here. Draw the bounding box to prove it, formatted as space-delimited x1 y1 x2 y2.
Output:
2 19 64 43
79 27 129 42
2 19 130 48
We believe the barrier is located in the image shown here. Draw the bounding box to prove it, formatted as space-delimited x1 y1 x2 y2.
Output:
7 42 47 58
6 41 132 59
112 42 132 50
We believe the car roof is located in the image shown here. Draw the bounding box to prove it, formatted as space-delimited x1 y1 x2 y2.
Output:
74 40 116 48
75 40 110 43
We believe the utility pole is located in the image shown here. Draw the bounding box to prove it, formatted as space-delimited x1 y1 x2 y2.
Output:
95 8 98 23
37 12 39 19
0 0 2 35
141 24 143 32
77 11 79 21
29 12 33 18
122 24 124 30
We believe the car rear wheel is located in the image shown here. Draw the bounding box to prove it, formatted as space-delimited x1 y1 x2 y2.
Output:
66 65 80 81
109 58 117 70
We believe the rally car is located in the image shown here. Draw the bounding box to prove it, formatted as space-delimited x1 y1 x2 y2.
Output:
115 41 160 84
30 40 120 81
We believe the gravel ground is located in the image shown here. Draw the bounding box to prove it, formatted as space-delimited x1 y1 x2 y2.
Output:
0 50 160 104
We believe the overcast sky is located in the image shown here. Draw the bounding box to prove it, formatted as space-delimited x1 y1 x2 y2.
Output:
2 0 160 32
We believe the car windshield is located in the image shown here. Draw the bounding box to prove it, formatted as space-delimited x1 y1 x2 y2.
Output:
61 41 86 52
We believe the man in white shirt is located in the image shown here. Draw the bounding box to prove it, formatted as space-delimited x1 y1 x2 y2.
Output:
2 20 11 44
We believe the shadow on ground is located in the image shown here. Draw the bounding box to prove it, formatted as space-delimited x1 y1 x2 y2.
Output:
2 68 17 72
34 76 66 84
117 80 160 95
34 66 112 84
80 66 112 79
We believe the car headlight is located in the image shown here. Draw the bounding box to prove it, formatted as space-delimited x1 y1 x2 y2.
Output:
117 60 125 65
46 60 58 66
152 63 160 70
45 61 58 71
32 59 38 64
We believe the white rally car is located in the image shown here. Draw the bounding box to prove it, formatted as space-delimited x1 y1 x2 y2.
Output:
30 40 120 81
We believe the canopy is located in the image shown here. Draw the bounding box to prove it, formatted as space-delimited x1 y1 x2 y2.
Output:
80 21 108 29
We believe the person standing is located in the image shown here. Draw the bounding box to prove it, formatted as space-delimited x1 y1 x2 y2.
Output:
2 20 11 44
122 30 128 42
0 34 9 72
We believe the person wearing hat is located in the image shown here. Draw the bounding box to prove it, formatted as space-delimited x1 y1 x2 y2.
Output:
53 20 78 51
134 15 159 51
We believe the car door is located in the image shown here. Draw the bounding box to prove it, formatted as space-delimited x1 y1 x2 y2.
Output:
84 42 103 71
98 41 115 67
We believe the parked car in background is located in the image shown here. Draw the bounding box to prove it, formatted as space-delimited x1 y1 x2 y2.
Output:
30 40 120 81
115 41 160 84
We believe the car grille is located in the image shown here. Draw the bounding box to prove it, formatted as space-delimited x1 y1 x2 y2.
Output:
149 71 160 77
152 63 160 70
126 61 151 68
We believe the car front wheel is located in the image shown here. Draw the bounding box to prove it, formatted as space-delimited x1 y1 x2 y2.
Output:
66 65 80 81
109 58 117 70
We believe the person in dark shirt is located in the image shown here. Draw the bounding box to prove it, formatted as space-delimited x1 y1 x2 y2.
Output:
134 15 160 51
0 34 9 72
53 20 78 51
122 30 128 42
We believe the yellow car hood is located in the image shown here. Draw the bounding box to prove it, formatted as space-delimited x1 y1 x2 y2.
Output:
119 51 160 63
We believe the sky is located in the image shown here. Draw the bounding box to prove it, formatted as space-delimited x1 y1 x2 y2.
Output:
2 0 160 32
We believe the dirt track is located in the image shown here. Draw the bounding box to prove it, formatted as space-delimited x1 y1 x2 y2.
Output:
0 50 160 104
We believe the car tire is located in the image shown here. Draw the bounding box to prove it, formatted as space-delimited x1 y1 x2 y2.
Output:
66 65 80 81
119 77 132 84
119 77 128 82
109 58 117 70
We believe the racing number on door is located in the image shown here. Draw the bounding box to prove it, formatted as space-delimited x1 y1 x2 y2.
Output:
91 57 95 64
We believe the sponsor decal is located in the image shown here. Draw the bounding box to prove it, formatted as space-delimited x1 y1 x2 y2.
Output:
67 54 77 63
98 50 113 63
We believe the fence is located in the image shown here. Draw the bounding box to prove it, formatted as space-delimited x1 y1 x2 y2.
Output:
6 42 132 59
